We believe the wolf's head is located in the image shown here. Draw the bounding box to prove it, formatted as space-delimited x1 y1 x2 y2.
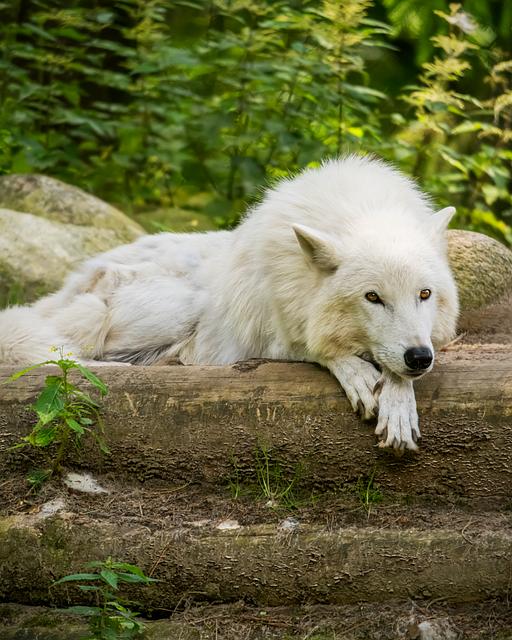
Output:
294 207 459 380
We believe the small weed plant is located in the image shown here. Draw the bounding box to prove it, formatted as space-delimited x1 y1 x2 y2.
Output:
356 468 383 517
7 349 108 488
255 445 300 509
230 446 308 510
54 558 157 639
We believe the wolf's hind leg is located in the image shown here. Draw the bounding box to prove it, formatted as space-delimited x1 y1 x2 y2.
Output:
328 356 380 420
374 373 420 451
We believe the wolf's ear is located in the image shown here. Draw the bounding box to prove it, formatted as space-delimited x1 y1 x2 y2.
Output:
432 206 456 238
292 224 340 272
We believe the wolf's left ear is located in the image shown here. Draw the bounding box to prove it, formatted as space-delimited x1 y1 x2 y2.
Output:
432 206 456 238
292 224 340 272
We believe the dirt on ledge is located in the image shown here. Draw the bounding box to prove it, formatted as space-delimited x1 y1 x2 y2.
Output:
1 599 512 640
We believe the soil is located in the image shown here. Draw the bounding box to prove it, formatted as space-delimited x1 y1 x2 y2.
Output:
1 470 511 533
1 600 512 639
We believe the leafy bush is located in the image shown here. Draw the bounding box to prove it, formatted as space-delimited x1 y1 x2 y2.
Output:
388 4 512 245
0 0 510 243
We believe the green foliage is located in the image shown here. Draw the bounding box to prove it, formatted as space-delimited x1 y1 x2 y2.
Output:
54 557 157 640
355 468 383 516
389 3 512 245
7 349 108 488
0 0 510 243
229 446 307 510
254 445 301 508
0 0 390 218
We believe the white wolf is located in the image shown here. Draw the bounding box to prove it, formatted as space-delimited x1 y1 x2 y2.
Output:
0 155 458 450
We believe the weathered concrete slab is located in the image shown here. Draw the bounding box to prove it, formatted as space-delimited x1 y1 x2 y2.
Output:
0 345 511 498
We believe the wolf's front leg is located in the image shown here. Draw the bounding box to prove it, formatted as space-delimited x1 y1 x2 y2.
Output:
374 373 420 451
327 356 380 420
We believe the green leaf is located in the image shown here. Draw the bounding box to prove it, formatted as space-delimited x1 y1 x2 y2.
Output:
30 425 58 447
108 562 151 578
76 364 108 396
4 361 54 382
65 417 85 434
34 379 64 415
100 569 119 589
115 572 158 584
22 23 57 42
27 468 52 488
85 560 104 568
53 573 100 585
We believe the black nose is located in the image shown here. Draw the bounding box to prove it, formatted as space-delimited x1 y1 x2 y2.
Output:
404 347 433 370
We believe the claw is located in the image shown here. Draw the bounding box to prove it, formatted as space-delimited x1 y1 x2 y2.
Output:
376 425 388 441
393 443 405 457
373 378 384 397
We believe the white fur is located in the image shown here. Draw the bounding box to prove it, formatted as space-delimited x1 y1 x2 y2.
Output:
0 155 459 450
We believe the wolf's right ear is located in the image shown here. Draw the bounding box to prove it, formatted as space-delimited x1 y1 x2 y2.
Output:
432 206 456 238
292 224 340 273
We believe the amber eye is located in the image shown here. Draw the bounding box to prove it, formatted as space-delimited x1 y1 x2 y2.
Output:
365 291 382 304
420 289 431 300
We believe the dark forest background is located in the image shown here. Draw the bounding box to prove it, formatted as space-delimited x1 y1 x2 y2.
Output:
1 0 511 243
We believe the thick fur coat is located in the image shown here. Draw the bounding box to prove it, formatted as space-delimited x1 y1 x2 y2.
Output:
0 155 459 450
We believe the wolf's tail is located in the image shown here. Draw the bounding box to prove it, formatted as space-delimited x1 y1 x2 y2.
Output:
0 305 75 367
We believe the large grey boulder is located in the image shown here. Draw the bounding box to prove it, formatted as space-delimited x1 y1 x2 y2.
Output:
0 175 145 306
0 174 143 242
447 230 512 339
0 209 143 306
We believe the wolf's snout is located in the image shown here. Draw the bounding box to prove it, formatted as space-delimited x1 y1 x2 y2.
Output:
404 347 433 371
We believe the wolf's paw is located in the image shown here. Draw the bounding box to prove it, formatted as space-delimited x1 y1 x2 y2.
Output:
329 356 380 420
374 376 420 451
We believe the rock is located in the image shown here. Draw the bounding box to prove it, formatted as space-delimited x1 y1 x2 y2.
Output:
447 230 512 338
0 174 143 242
0 174 145 305
215 519 241 530
63 472 109 495
0 208 140 306
406 618 458 640
279 517 300 532
447 230 512 311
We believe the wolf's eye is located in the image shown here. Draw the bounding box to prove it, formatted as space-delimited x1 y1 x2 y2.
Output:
365 291 382 304
419 289 431 301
